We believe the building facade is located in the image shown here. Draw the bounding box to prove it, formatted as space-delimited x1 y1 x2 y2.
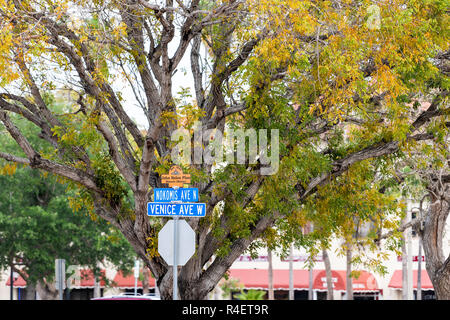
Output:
1 202 448 300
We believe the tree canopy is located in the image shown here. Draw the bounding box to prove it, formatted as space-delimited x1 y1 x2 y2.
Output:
0 0 448 299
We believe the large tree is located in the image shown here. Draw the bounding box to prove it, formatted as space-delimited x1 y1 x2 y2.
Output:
0 168 137 299
0 0 448 299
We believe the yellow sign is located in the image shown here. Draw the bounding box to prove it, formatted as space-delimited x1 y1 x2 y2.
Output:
161 165 191 188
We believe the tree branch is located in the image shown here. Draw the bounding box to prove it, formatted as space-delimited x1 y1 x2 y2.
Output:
298 98 449 200
0 152 30 165
0 110 100 193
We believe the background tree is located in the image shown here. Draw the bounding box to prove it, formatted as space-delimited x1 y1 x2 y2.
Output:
0 117 136 299
267 247 274 300
420 173 450 299
322 248 333 300
0 0 447 299
395 140 449 299
368 121 449 299
0 167 136 299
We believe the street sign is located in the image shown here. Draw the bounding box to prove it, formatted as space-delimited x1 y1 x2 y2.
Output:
158 219 196 266
154 188 199 202
134 260 140 278
161 165 191 188
148 202 206 217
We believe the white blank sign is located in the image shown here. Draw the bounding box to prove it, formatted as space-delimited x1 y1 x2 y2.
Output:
158 219 196 266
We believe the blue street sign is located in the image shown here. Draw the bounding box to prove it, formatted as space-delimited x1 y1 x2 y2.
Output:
153 188 199 202
147 202 206 217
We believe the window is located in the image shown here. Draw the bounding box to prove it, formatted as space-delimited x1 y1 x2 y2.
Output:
414 290 436 300
66 288 103 300
353 292 377 300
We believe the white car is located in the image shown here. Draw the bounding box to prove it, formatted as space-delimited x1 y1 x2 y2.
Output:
91 293 161 300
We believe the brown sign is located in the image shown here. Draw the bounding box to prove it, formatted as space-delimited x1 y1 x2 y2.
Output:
161 165 191 188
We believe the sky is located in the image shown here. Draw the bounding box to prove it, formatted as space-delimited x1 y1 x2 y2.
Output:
114 36 199 130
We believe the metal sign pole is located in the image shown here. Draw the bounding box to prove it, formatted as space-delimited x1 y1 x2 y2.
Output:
55 259 65 300
172 185 179 301
134 259 139 296
58 260 62 300
10 264 13 300
173 215 179 300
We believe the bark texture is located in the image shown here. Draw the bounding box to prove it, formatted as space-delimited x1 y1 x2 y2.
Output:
143 266 150 294
36 280 58 300
268 249 274 300
346 245 353 300
24 284 36 300
323 249 334 300
421 183 450 299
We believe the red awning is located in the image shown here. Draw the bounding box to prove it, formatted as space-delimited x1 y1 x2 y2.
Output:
227 269 379 292
228 269 311 290
5 275 27 288
313 270 346 291
6 269 107 289
323 270 379 292
388 270 434 290
72 269 107 288
349 270 379 291
112 270 156 289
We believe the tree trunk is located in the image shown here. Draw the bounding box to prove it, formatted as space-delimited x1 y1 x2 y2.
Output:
308 267 313 300
289 244 294 300
406 207 413 299
268 248 274 300
401 214 409 300
323 249 334 300
346 245 353 300
172 215 277 300
36 280 58 300
25 284 36 300
142 266 150 294
93 276 101 298
417 239 423 300
433 266 450 300
421 188 450 299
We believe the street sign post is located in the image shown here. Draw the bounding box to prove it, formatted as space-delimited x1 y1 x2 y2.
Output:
134 259 140 296
147 166 205 300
